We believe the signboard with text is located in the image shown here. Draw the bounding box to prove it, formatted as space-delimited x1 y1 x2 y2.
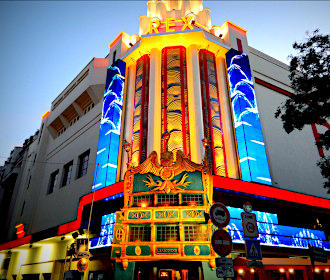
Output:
241 212 259 238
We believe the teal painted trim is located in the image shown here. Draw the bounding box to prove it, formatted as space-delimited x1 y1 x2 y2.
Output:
128 211 151 219
155 210 178 219
182 210 204 219
184 245 210 256
112 246 121 258
126 245 151 256
114 262 135 280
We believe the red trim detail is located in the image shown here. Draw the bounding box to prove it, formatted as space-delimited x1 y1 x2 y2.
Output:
179 47 188 156
138 57 144 164
0 235 31 251
322 122 330 130
211 51 228 177
162 48 168 152
57 181 124 235
203 50 217 173
311 124 325 157
161 46 190 156
143 56 150 161
213 175 330 209
236 38 243 53
131 59 139 162
199 50 228 176
255 77 292 97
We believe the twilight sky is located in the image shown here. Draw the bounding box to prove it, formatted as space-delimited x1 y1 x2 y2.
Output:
0 1 329 165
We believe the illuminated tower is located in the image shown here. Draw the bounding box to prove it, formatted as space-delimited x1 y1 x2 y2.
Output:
91 0 273 277
93 0 272 192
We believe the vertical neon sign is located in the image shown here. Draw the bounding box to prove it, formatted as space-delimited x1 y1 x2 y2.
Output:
225 49 271 185
93 60 126 191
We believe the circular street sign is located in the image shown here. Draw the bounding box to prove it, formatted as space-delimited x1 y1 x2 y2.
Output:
209 202 230 228
211 229 232 257
243 201 253 213
77 258 89 272
246 222 256 233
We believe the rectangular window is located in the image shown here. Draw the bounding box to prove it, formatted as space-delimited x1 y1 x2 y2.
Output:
184 224 209 241
157 194 179 206
20 201 25 216
48 170 59 194
62 161 73 187
132 195 154 207
26 175 31 189
156 225 180 242
182 194 204 206
77 150 90 178
129 226 151 242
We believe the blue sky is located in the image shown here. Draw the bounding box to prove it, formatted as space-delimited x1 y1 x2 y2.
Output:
0 1 329 165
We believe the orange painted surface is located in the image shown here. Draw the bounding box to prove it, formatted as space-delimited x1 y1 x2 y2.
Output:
41 110 51 119
225 20 248 33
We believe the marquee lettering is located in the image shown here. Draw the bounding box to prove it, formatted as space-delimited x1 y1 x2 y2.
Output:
148 16 207 35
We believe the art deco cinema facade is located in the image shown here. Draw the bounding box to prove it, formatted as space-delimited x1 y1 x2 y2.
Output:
0 0 329 279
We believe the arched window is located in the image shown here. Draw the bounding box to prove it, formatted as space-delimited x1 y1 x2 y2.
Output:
161 46 190 158
199 49 227 176
131 54 150 166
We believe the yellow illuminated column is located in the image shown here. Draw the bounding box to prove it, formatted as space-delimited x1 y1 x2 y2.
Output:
120 64 136 178
215 56 240 179
148 48 162 157
186 45 203 163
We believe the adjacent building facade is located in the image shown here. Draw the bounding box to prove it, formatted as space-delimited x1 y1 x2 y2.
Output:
0 0 329 279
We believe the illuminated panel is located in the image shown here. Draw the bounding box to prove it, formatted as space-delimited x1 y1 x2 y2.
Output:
227 207 330 250
93 60 126 191
161 46 190 157
131 55 150 166
199 50 227 176
225 48 271 185
89 213 116 249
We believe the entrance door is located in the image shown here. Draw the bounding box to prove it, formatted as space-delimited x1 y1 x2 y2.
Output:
134 261 203 280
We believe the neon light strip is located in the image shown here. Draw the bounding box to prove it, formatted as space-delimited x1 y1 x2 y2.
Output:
227 208 329 250
57 182 124 235
213 176 330 209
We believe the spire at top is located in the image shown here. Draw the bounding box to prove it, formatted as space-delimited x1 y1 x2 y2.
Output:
139 0 211 35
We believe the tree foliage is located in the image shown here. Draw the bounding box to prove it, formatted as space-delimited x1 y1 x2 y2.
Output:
275 29 330 192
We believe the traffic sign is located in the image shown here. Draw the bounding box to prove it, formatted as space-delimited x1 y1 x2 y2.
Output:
216 266 234 278
209 202 230 228
247 260 263 268
216 257 233 267
245 239 262 260
211 229 232 257
77 258 89 272
241 212 259 238
309 245 327 264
